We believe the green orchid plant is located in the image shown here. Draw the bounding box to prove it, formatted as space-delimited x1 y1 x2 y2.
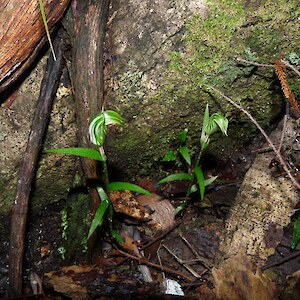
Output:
47 110 152 241
159 104 229 214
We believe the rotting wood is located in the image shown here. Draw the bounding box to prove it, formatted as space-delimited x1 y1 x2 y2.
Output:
66 0 110 180
0 0 70 92
63 0 110 255
8 32 65 296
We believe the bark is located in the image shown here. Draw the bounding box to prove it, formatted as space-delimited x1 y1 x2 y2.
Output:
8 32 65 296
0 0 70 92
67 0 110 181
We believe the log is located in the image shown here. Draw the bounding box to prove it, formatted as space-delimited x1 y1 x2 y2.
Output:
0 0 70 92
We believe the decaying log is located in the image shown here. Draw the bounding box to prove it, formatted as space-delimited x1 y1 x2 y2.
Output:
8 32 65 296
0 0 70 92
213 117 299 299
65 0 110 181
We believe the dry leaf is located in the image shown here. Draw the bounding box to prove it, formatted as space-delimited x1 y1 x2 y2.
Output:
212 255 276 300
110 190 150 220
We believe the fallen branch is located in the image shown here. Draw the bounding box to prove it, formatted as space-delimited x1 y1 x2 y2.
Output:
282 59 300 77
8 32 65 296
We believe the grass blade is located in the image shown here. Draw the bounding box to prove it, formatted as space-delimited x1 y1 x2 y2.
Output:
38 0 56 61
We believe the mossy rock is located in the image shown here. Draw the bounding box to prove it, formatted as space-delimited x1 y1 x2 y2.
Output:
106 0 299 179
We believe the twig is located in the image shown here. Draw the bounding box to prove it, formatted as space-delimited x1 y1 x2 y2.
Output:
180 234 212 269
8 33 65 296
207 85 300 190
162 244 201 279
278 104 289 152
117 249 195 282
282 59 300 77
112 222 181 268
262 250 300 270
141 221 181 252
235 57 273 68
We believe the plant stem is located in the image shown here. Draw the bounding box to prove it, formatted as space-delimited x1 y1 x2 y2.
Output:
99 146 110 192
183 146 205 204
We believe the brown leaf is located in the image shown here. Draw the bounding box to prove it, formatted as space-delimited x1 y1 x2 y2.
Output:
110 190 150 220
212 255 276 300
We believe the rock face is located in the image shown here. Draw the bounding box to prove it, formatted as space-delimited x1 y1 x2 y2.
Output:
0 54 77 230
106 0 299 178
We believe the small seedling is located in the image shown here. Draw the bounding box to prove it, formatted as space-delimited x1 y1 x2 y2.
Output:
162 128 191 168
159 104 228 214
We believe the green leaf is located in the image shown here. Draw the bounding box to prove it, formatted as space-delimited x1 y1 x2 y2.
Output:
46 148 104 161
175 203 186 215
205 176 218 186
179 146 191 165
291 214 300 249
87 187 110 240
89 110 124 146
162 151 177 162
89 113 106 146
103 110 124 127
108 182 152 196
202 104 210 130
111 229 124 243
211 113 228 136
180 128 188 144
205 118 218 136
188 177 218 194
201 103 210 144
194 165 205 200
189 184 198 194
158 173 193 184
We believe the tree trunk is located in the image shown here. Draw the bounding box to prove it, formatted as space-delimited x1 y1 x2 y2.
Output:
0 0 70 92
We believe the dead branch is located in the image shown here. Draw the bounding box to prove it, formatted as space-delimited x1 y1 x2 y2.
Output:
8 32 65 296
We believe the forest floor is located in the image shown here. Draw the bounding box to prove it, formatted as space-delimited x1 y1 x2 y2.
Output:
0 117 300 299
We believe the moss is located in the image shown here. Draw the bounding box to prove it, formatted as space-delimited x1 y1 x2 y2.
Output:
63 190 90 262
109 0 299 178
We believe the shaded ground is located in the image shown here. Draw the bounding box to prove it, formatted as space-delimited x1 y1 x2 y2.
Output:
0 121 300 299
